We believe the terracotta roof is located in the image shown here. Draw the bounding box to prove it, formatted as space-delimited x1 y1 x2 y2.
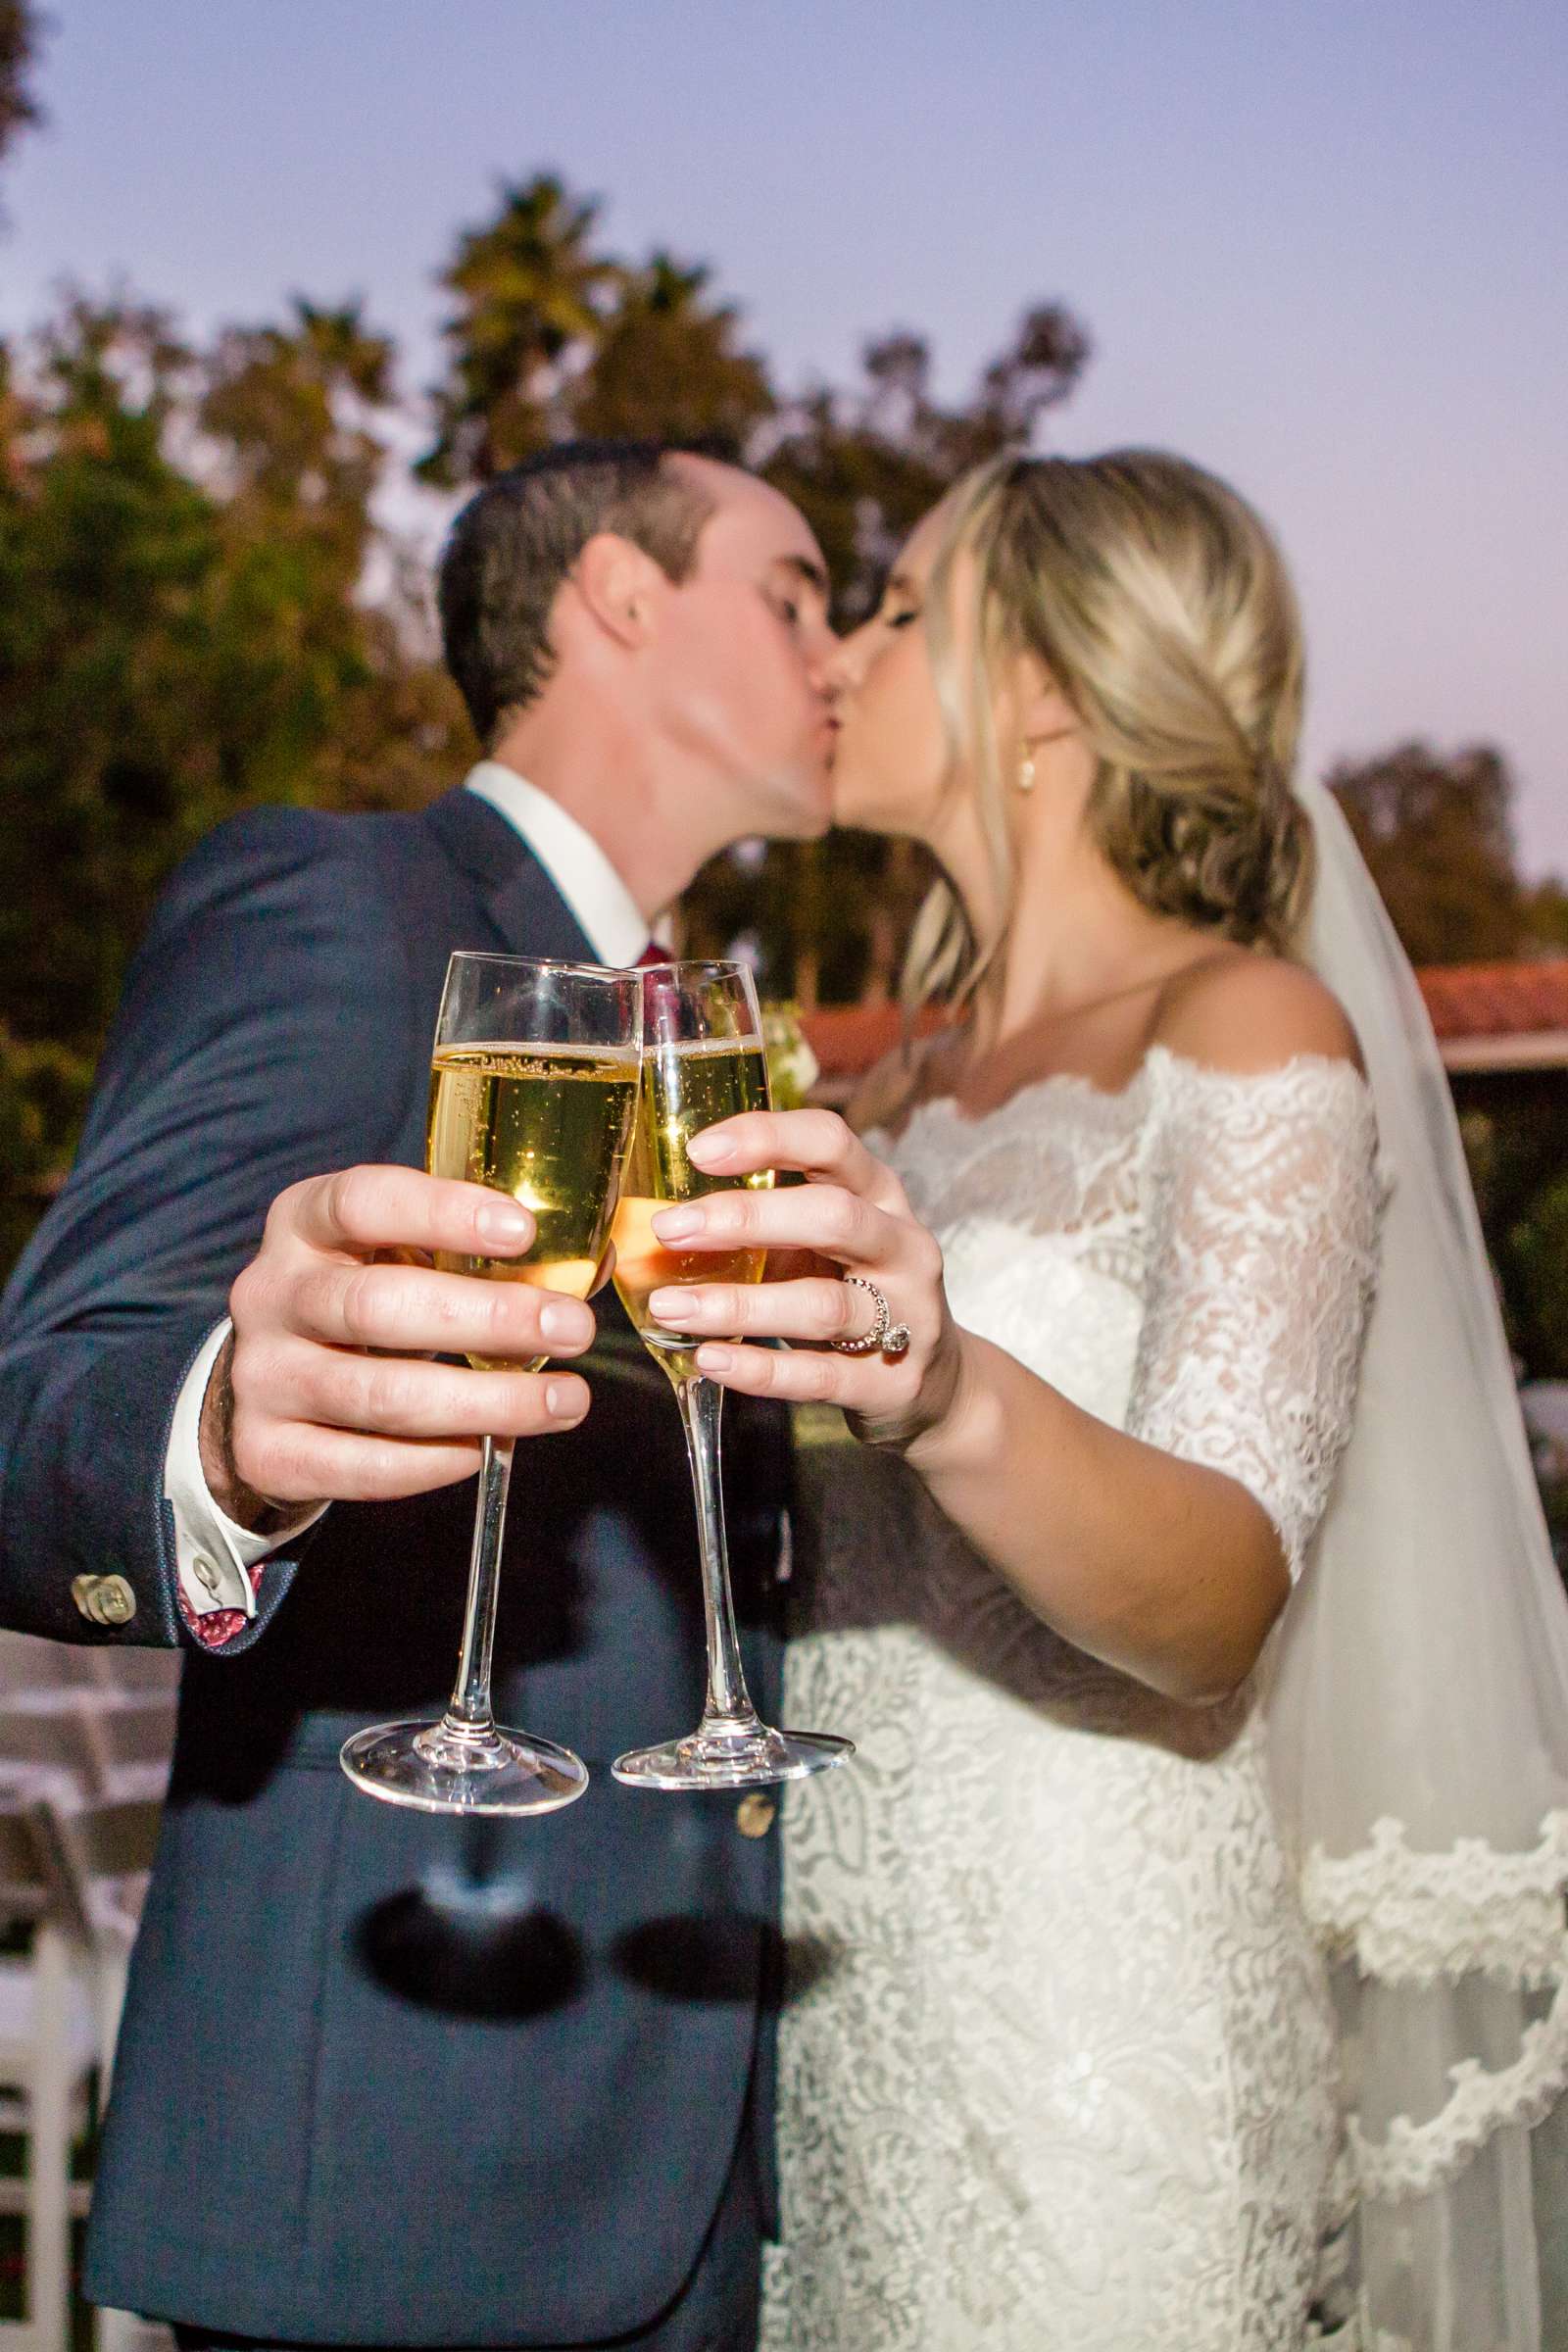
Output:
799 961 1568 1079
1414 960 1568 1042
800 1003 940 1078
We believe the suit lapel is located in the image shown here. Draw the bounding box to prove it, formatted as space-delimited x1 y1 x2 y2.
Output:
421 786 602 964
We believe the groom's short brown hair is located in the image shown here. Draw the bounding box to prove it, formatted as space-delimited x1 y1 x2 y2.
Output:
439 441 717 746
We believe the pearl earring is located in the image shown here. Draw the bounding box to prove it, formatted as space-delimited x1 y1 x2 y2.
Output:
1017 752 1037 794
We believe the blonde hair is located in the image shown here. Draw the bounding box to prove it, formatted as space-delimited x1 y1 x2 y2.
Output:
904 449 1315 1012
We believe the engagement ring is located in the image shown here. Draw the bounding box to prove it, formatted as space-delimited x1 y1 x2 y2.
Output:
832 1275 912 1358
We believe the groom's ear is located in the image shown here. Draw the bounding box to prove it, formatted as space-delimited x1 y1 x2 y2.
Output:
569 531 667 654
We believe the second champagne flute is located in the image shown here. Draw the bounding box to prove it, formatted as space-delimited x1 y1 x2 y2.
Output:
610 959 853 1791
340 951 641 1816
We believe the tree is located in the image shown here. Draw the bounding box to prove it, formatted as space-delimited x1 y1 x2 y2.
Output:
196 296 466 812
1330 741 1528 965
686 304 1092 1002
1330 744 1568 1399
0 0 41 190
417 174 619 485
1524 879 1568 957
1 157 1095 1271
570 252 774 453
764 304 1091 625
1 295 223 1054
0 288 466 1263
420 183 779 479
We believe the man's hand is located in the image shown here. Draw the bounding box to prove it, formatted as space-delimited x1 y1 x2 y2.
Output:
200 1165 596 1531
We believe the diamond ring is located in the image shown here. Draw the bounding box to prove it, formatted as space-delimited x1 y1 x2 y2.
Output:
831 1274 912 1358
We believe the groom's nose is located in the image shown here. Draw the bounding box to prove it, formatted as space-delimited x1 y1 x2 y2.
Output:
801 611 842 693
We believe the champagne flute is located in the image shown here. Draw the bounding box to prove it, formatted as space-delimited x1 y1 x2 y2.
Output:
609 960 853 1790
340 952 641 1816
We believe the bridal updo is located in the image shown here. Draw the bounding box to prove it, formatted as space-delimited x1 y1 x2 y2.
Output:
908 449 1315 1006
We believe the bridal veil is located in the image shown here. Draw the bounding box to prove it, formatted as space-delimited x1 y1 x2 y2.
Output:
1271 774 1568 2346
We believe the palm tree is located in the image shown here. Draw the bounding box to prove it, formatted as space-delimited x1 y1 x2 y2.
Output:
0 0 41 182
571 252 775 454
418 174 619 486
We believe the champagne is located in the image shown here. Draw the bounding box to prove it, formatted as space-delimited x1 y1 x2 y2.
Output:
612 1038 772 1378
427 1042 638 1369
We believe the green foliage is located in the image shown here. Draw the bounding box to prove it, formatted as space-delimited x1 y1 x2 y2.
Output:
2 298 227 1054
686 309 1091 1004
1456 1085 1568 1386
1508 1176 1568 1378
0 289 467 1254
417 178 785 484
0 0 41 184
1330 740 1527 965
417 175 621 484
1524 880 1568 956
0 294 459 1059
0 1031 93 1274
765 305 1091 626
25 152 1557 1294
571 253 774 452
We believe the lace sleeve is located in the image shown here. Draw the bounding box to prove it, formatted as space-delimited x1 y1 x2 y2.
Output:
1125 1051 1385 1581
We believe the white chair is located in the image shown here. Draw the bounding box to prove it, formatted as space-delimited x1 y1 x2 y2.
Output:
0 1636 176 2351
0 1636 177 1808
0 1771 164 2352
0 1694 175 1805
0 1772 101 2352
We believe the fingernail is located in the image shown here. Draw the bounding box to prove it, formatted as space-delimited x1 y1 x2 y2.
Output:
695 1345 734 1374
476 1199 531 1248
649 1288 698 1322
652 1206 702 1241
539 1298 590 1348
687 1131 735 1165
545 1380 588 1423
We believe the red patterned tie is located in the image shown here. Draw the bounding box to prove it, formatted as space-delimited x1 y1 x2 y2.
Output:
635 943 667 968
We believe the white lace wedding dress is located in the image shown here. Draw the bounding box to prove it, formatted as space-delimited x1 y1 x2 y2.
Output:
760 1047 1385 2352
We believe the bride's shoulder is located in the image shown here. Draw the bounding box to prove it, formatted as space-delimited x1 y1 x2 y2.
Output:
1150 949 1364 1082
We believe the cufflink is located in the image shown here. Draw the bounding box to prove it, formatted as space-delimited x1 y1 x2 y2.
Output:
735 1792 777 1838
71 1573 138 1628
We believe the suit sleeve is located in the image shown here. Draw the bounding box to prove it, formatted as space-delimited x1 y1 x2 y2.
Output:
0 808 422 1649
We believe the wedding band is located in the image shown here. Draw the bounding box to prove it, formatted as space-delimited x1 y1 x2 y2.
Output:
831 1275 912 1359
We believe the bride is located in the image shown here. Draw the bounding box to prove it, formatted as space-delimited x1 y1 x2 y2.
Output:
645 450 1568 2347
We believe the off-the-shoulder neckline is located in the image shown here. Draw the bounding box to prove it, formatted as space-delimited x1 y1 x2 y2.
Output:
883 1043 1375 1144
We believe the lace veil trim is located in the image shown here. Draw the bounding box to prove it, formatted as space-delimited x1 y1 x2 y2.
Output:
1299 1809 1568 2201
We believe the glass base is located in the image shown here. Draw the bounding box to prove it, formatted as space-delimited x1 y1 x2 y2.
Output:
339 1717 590 1817
612 1719 854 1792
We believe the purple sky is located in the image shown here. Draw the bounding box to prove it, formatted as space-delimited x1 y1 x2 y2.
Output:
5 0 1565 871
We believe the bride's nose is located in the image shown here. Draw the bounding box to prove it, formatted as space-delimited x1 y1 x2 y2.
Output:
824 623 871 697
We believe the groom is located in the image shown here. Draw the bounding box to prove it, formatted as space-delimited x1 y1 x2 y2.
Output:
0 442 837 2347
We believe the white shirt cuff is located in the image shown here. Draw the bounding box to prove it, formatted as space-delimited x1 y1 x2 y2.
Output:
164 1319 326 1619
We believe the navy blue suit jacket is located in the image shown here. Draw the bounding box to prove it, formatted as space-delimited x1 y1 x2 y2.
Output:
0 788 788 2344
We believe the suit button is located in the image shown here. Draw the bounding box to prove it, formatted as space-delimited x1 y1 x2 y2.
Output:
71 1573 137 1628
735 1792 776 1839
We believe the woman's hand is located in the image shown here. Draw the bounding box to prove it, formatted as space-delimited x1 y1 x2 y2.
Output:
651 1113 1290 1709
647 1107 966 1451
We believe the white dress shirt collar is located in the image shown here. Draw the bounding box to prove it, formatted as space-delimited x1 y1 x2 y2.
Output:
464 760 649 966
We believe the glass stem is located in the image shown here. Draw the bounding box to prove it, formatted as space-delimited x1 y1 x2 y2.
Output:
673 1371 759 1735
445 1435 514 1740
